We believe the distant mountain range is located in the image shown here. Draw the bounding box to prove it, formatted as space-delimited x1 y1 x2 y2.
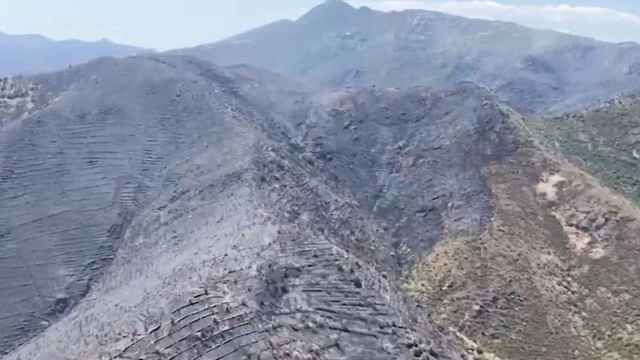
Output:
0 31 146 76
178 0 640 115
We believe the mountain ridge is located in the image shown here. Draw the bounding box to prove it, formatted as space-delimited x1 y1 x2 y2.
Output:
0 31 147 76
176 0 640 115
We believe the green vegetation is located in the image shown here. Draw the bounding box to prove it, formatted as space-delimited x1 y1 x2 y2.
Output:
531 97 640 204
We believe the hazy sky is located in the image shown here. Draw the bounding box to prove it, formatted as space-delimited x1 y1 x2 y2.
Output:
1 0 639 50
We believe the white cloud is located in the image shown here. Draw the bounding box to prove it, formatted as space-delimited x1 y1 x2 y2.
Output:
351 0 640 44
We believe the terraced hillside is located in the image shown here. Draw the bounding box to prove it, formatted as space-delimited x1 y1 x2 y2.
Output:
0 55 270 355
1 55 470 360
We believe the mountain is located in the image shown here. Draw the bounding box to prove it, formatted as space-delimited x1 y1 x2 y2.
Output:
3 53 640 360
177 0 640 115
0 31 145 76
0 54 465 360
3 3 640 359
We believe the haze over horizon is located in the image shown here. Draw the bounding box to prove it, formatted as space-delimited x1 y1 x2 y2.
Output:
1 0 640 50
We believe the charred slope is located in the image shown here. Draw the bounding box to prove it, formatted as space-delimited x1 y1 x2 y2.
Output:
286 85 640 360
1 55 527 359
277 85 640 360
1 55 470 359
292 85 519 269
178 0 640 115
0 54 272 354
289 86 640 359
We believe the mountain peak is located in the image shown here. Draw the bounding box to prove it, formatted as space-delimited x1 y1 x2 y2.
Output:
322 0 353 9
298 0 357 23
313 0 356 13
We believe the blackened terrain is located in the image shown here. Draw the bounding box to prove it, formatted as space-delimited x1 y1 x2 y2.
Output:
0 53 526 360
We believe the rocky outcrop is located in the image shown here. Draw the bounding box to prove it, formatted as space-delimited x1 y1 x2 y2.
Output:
0 77 41 127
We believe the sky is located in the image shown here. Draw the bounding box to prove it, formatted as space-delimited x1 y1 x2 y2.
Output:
1 0 639 50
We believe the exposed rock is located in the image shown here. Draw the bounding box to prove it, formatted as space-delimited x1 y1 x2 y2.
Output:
0 77 41 126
